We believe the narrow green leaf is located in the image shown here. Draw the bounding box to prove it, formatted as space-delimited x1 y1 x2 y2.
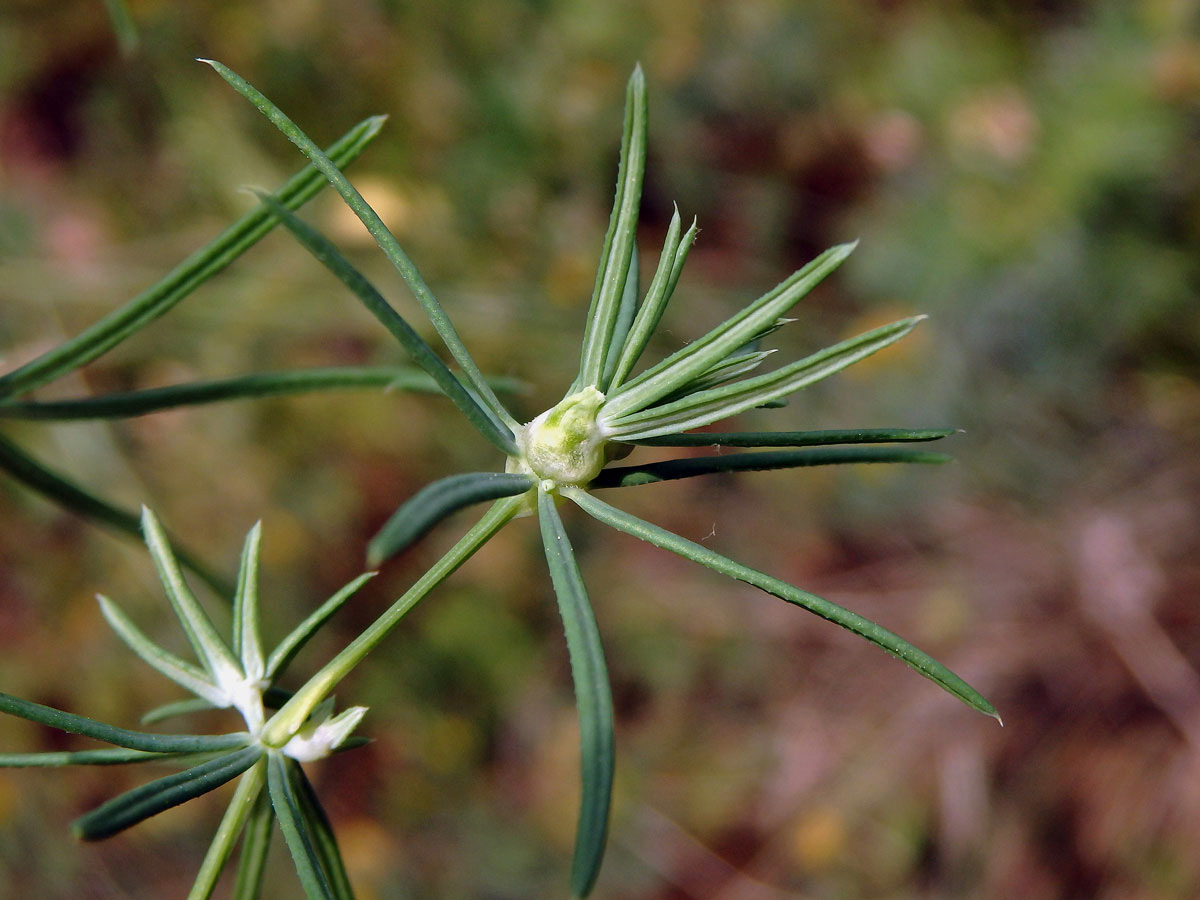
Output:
140 687 294 725
261 495 525 748
606 208 692 391
604 316 921 440
101 0 138 54
367 472 535 567
628 428 956 447
565 489 999 720
140 507 242 683
253 192 517 454
537 489 615 898
0 691 250 753
601 242 856 420
576 65 648 393
599 242 640 390
97 595 226 706
0 434 231 595
265 572 376 681
200 59 516 436
0 117 383 402
267 752 337 900
233 523 266 680
655 349 775 402
73 745 263 841
189 760 268 900
590 447 951 489
233 779 274 900
141 698 217 725
0 367 465 421
289 762 356 900
0 748 172 767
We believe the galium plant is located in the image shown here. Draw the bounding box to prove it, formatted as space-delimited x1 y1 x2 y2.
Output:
1 509 373 899
0 110 521 594
1 59 998 899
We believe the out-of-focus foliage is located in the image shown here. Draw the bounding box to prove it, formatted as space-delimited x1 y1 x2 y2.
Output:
2 1 1199 898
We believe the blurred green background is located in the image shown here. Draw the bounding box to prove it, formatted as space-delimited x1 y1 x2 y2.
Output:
2 1 1200 897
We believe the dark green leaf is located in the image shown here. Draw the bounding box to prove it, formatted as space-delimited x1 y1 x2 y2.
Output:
0 748 172 767
141 698 217 725
265 573 376 680
253 193 517 454
590 447 952 489
0 117 383 401
72 745 263 841
201 59 515 438
537 490 615 898
101 0 138 54
628 428 956 447
607 208 697 391
576 66 648 393
367 472 535 566
0 434 231 596
566 489 999 720
599 242 640 390
290 762 355 900
0 367 453 421
0 691 251 753
605 315 920 440
602 242 856 421
267 753 337 900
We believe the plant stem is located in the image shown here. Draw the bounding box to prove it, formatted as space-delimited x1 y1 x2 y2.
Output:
260 493 527 746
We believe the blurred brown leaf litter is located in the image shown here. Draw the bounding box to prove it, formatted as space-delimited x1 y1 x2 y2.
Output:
2 1 1200 897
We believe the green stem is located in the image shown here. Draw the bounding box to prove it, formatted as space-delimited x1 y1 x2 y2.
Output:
188 761 267 900
260 494 527 746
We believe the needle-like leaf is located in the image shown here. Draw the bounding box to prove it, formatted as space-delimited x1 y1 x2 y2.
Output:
565 489 998 720
0 692 250 753
628 428 956 447
96 595 227 706
0 116 383 401
367 472 535 567
289 761 356 900
201 59 516 437
589 447 951 489
73 745 264 841
0 366 476 420
0 748 173 767
261 495 526 747
654 349 775 402
232 523 266 679
575 66 648 393
538 489 615 898
101 0 138 55
253 192 517 454
606 208 697 392
140 698 219 725
601 242 856 420
603 316 921 440
140 508 242 685
599 242 640 390
267 752 337 900
265 572 377 681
